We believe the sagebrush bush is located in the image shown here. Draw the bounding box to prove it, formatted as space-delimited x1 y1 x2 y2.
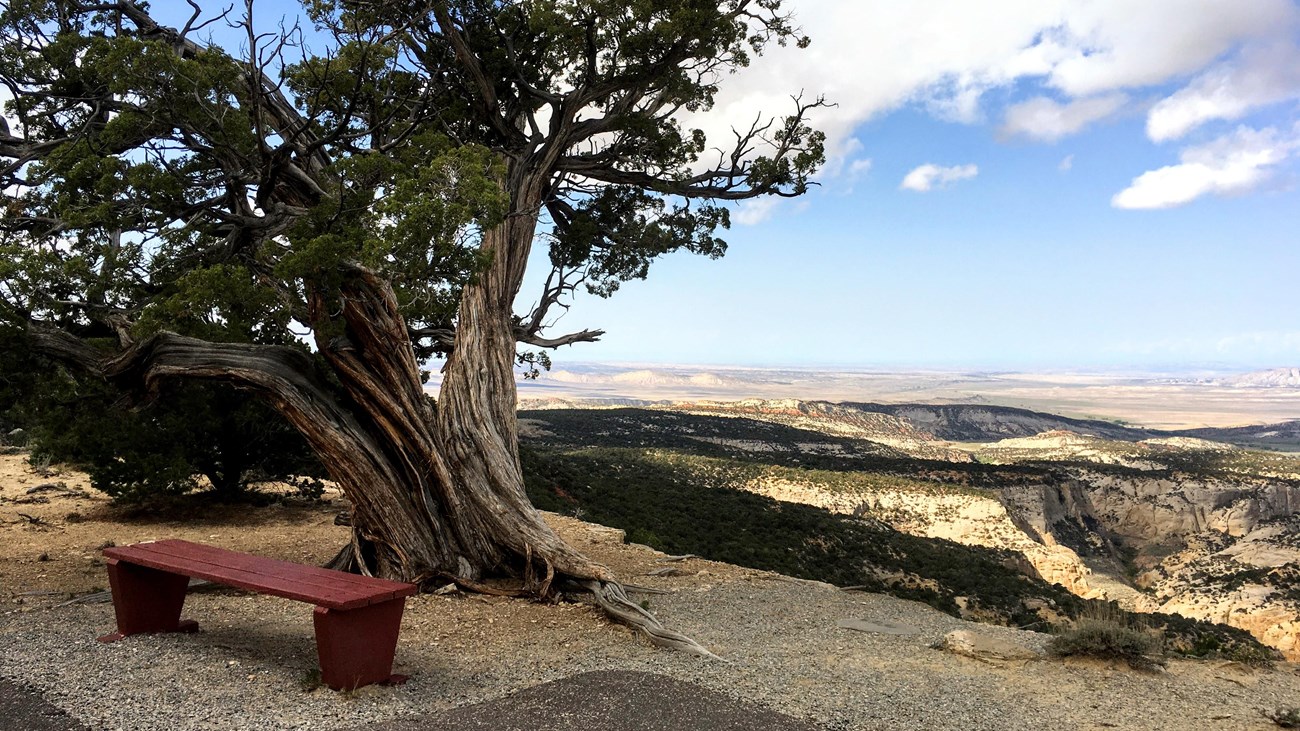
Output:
1048 609 1164 670
1267 707 1300 729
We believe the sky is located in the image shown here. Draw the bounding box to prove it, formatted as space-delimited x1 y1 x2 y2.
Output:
514 0 1300 371
10 1 1300 372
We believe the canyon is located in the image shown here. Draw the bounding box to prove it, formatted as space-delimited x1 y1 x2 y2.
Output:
522 397 1300 660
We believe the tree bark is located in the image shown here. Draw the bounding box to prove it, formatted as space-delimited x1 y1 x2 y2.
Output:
433 172 614 585
310 254 613 588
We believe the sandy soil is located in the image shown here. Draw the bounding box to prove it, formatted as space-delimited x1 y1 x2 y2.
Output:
0 455 344 598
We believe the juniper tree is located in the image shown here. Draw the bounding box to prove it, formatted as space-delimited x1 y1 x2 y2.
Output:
0 0 824 650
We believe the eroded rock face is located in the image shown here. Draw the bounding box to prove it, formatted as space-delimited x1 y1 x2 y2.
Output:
1132 516 1300 661
999 467 1300 661
743 477 1101 598
1072 470 1300 541
1160 588 1299 660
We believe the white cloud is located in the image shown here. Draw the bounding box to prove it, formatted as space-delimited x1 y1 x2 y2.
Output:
1103 330 1300 358
1111 126 1297 209
685 0 1300 187
820 137 866 179
734 198 782 226
817 139 873 196
900 163 979 192
1058 154 1074 172
848 158 873 179
1215 331 1300 355
1001 94 1128 141
1147 41 1300 142
1041 0 1296 96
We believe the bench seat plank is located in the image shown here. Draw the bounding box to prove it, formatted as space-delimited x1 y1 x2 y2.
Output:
127 539 413 598
104 539 416 611
106 545 371 610
140 540 406 593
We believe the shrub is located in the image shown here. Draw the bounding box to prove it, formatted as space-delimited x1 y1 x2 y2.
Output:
1267 707 1300 729
1047 608 1164 670
11 358 322 502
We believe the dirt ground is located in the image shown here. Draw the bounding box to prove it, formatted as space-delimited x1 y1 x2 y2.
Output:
0 450 747 642
0 454 352 599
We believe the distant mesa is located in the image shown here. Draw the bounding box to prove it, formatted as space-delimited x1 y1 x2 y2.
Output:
1140 436 1238 451
543 370 596 384
1219 367 1300 388
610 369 733 387
543 369 735 388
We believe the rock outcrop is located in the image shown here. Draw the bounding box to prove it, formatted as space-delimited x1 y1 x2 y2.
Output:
934 629 1041 664
742 476 1101 598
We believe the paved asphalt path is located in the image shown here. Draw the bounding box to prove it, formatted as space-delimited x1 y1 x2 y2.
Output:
368 670 822 731
0 678 88 731
1 671 821 730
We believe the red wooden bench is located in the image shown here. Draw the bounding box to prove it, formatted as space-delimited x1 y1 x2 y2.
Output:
97 539 418 690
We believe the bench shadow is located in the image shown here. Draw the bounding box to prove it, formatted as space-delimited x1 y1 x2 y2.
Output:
81 495 340 529
129 593 428 690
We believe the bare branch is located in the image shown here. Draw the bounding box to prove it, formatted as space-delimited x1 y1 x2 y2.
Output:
515 328 605 349
410 327 457 349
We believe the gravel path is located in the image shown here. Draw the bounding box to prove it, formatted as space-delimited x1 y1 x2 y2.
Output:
3 559 1298 731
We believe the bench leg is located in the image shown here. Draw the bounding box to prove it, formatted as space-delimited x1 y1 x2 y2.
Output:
97 558 198 642
313 597 408 690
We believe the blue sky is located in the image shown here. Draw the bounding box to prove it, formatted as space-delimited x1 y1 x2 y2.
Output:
540 106 1300 370
152 2 1300 371
519 1 1300 371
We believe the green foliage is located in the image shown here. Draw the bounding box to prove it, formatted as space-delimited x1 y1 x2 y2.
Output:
9 357 322 502
134 264 295 344
1268 707 1300 729
515 350 552 381
550 187 731 297
0 326 38 436
1145 607 1280 663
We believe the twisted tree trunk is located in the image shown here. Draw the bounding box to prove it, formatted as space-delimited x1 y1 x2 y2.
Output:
28 173 716 655
315 260 610 590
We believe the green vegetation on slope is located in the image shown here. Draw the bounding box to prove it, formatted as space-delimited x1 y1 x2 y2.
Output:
522 446 1067 625
521 443 1273 659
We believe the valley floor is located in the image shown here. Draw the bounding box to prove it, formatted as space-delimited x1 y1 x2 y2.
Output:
1 455 1298 731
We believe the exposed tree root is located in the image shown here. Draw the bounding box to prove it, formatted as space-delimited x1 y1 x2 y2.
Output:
325 538 719 658
430 571 530 598
621 583 671 595
577 579 722 660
